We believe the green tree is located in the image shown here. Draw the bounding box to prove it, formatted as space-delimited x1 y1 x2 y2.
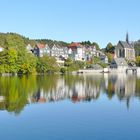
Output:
92 56 100 64
136 56 140 66
5 33 25 49
16 47 37 74
134 42 140 56
64 58 73 67
0 48 18 73
64 58 77 72
0 50 7 73
75 61 86 69
36 55 59 73
92 42 100 50
106 53 114 63
81 41 92 46
105 43 115 53
7 48 18 73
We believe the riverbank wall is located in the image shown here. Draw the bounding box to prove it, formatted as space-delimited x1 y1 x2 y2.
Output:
75 67 140 74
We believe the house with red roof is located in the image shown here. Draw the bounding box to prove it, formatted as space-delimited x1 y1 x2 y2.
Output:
33 43 69 60
33 43 47 57
68 43 86 61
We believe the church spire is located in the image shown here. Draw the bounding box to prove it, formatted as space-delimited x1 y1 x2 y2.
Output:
126 32 129 44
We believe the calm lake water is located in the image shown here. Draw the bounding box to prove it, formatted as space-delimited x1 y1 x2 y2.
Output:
0 74 140 140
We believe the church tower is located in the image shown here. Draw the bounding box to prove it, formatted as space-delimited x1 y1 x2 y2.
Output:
126 32 129 44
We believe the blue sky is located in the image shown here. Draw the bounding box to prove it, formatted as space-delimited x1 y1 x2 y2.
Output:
0 0 140 47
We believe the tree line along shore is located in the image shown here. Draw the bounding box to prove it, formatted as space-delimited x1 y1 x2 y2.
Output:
0 32 140 75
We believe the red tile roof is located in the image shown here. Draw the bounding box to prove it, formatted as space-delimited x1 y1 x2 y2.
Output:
69 42 80 47
37 43 45 49
69 42 83 49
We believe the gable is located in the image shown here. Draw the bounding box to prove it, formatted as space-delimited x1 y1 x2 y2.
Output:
119 41 134 49
116 42 124 50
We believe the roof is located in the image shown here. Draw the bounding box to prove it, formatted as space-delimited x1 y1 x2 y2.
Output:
36 43 46 49
69 42 83 49
51 44 58 49
56 44 62 49
63 47 68 51
69 42 80 47
119 41 133 49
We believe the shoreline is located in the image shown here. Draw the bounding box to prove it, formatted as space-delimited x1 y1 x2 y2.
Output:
1 67 140 76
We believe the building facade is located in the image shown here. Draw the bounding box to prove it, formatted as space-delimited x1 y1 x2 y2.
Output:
33 43 46 57
68 43 86 61
114 34 135 61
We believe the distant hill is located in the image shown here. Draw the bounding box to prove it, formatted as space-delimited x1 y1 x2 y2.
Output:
0 32 101 49
0 32 69 48
0 32 31 48
34 39 69 47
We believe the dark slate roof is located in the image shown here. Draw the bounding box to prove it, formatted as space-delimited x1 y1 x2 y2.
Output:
119 41 133 49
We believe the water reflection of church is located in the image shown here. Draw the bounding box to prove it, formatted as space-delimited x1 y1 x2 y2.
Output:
114 74 135 99
0 74 138 115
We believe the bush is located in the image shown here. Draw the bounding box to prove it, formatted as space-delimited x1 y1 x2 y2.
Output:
36 55 59 73
60 67 67 74
98 62 107 68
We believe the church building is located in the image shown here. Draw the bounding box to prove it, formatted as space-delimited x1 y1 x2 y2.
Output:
114 33 135 61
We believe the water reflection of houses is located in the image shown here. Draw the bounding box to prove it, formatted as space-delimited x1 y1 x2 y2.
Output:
68 81 100 102
0 74 139 115
28 74 137 108
30 89 46 103
29 76 101 103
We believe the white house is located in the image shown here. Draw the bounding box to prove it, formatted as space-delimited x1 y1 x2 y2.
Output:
45 44 51 56
69 43 86 61
26 44 33 53
33 43 47 57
